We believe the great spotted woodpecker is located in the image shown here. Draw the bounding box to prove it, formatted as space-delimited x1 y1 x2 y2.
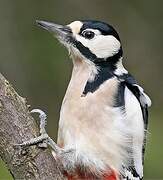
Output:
20 20 151 180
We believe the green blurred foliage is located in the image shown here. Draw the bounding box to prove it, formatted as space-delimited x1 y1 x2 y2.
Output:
0 161 12 180
0 0 162 179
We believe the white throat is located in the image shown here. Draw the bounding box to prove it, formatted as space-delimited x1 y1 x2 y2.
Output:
64 56 98 99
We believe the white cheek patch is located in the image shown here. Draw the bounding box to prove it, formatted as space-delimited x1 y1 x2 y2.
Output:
76 34 121 59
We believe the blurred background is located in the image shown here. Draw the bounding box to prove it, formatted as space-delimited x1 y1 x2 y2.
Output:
0 0 162 179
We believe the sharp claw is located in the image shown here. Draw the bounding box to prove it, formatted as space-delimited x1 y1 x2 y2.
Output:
30 108 47 134
30 109 47 120
15 108 60 153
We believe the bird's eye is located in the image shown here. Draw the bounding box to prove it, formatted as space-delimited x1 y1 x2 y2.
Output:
81 31 95 39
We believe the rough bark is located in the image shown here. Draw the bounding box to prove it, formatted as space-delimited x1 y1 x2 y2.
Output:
0 73 65 180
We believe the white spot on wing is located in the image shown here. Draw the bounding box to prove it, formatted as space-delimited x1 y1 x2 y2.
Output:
134 84 152 107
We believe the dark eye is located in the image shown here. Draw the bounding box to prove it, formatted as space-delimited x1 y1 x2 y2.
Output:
81 31 95 39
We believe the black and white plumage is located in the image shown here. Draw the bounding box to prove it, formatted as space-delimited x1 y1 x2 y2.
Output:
34 20 151 179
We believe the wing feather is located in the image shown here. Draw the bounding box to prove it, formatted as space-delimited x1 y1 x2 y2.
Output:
116 73 151 180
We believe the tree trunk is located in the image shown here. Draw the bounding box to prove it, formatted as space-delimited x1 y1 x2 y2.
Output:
0 73 65 180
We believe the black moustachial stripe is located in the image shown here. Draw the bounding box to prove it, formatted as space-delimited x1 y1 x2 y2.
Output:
83 65 126 108
83 65 114 95
81 48 123 95
66 34 123 65
67 35 124 99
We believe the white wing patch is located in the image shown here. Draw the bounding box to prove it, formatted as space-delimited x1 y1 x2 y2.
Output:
134 84 152 107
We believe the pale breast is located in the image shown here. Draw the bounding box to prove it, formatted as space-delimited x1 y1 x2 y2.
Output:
57 76 129 171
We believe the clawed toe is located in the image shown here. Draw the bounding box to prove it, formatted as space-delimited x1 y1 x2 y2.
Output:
15 108 61 154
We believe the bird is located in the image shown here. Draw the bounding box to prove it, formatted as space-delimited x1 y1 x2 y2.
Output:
20 20 151 180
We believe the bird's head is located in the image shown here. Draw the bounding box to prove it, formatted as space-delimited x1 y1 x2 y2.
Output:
36 20 123 67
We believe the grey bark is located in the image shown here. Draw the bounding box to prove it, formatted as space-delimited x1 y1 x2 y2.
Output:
0 73 65 180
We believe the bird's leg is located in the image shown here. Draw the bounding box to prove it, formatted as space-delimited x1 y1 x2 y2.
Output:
17 109 51 148
16 109 76 174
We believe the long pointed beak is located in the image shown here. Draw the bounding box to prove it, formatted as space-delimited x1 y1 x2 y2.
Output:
36 20 72 37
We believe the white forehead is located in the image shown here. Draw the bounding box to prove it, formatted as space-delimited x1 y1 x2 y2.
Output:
67 21 83 34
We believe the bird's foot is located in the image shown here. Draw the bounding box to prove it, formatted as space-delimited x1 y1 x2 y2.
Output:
16 109 76 173
16 109 62 152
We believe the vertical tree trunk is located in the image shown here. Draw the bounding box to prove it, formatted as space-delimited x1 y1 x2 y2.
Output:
0 73 65 179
